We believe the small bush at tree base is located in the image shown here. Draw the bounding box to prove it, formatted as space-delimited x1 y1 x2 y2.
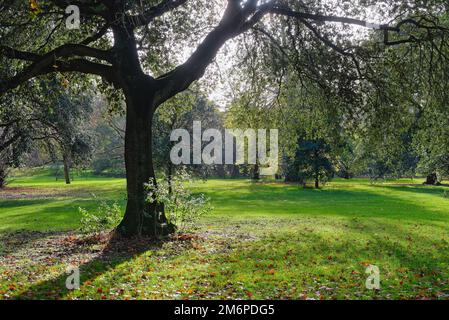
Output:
79 198 122 234
145 172 212 234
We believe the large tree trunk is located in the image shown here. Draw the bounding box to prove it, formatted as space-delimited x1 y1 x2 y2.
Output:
217 164 226 179
116 80 174 238
424 173 438 185
252 163 260 180
62 154 71 185
231 165 240 178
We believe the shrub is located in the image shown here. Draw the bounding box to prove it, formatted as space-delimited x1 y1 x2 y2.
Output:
79 198 122 234
145 172 212 233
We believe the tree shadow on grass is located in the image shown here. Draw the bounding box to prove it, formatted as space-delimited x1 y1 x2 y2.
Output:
0 198 123 233
0 230 67 257
345 217 448 264
6 215 449 300
10 234 171 300
205 183 449 223
218 218 449 299
373 184 449 197
5 182 449 299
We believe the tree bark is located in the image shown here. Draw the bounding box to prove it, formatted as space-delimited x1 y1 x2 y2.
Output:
231 165 240 178
62 154 71 185
424 173 438 185
0 166 7 189
116 78 174 238
167 162 173 195
252 163 260 180
315 174 319 189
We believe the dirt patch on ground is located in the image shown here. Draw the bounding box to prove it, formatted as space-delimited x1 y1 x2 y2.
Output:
0 230 203 271
0 231 103 270
0 187 85 200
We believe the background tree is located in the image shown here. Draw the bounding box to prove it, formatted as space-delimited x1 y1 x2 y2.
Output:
153 90 224 190
41 81 93 184
91 114 126 177
0 77 94 186
0 86 41 187
295 138 334 188
352 13 449 183
225 84 277 180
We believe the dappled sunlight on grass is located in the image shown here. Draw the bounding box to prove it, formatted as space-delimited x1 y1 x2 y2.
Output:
1 175 449 299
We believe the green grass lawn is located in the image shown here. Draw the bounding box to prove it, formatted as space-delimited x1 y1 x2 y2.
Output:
1 173 449 299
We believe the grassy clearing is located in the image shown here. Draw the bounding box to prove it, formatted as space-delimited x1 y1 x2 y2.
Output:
1 173 449 299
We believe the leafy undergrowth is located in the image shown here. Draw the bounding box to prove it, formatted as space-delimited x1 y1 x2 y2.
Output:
1 217 449 300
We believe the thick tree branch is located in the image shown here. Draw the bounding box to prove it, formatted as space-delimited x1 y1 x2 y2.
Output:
0 55 115 95
298 18 363 78
1 44 113 64
0 132 21 153
80 23 110 45
239 2 277 33
153 0 276 106
270 7 398 31
127 0 189 28
271 6 449 46
0 43 115 94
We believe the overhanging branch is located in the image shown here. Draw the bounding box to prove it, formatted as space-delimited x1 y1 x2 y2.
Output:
126 0 189 28
1 43 113 64
153 0 276 106
270 6 449 46
0 55 115 95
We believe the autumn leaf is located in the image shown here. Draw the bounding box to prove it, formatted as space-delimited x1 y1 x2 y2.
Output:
359 260 370 267
29 0 41 18
268 269 275 275
61 78 70 89
30 0 39 11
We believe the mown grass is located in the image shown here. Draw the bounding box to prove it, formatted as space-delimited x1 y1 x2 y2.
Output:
1 172 449 299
